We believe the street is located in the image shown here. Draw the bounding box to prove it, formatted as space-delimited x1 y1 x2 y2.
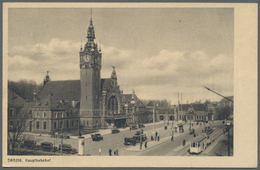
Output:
19 120 229 156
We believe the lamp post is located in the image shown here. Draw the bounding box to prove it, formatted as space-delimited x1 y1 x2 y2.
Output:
60 133 63 155
153 102 158 139
226 122 231 156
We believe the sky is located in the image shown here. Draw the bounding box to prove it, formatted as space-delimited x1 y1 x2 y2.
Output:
8 8 234 104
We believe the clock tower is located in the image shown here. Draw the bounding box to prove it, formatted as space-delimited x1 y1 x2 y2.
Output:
79 13 102 129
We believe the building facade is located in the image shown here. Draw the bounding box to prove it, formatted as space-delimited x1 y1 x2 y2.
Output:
30 14 146 132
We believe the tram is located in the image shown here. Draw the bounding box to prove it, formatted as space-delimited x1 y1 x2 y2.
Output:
190 127 224 154
190 134 207 154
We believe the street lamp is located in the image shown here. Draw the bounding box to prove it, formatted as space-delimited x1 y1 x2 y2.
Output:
153 102 158 140
226 122 231 156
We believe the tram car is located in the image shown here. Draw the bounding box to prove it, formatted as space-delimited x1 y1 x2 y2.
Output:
190 134 207 154
190 128 224 154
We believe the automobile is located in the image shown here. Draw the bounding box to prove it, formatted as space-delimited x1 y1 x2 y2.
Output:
133 134 147 143
130 125 138 130
111 129 120 134
138 124 145 128
135 131 141 136
41 142 57 152
124 137 136 146
91 134 103 141
189 128 195 134
23 140 38 150
59 134 70 139
59 144 77 154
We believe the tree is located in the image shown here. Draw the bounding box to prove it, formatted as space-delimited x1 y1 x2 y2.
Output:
8 80 44 102
218 106 233 120
8 103 36 155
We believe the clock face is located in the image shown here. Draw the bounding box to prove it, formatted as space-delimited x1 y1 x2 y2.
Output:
83 54 90 63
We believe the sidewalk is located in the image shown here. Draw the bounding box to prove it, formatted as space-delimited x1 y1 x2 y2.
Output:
123 121 197 152
22 121 166 140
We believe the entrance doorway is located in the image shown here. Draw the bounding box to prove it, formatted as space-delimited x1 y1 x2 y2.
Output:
108 96 118 114
114 119 126 128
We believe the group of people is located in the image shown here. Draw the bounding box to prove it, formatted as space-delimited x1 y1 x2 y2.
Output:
140 140 148 150
150 131 160 142
108 148 119 156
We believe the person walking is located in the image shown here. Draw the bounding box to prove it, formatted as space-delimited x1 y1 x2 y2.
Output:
99 147 102 156
171 136 174 142
151 135 153 141
145 141 147 148
109 148 112 156
183 139 186 146
158 136 160 141
115 148 119 156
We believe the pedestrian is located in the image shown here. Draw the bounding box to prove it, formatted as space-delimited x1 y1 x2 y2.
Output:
151 135 153 141
130 127 132 131
140 142 142 150
193 133 196 138
155 131 158 137
171 136 174 142
115 148 119 156
99 147 101 156
158 136 160 141
183 139 186 146
145 141 147 148
155 135 157 141
109 148 112 156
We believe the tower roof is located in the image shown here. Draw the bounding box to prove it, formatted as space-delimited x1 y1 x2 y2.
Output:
87 9 95 41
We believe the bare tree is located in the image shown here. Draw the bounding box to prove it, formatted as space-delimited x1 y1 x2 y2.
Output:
8 106 36 155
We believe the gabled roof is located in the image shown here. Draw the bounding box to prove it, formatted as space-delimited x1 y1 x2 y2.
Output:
8 90 26 108
37 80 80 101
101 78 111 93
180 104 207 112
123 94 145 108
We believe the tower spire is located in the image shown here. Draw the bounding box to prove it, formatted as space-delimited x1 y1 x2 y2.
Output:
87 8 95 42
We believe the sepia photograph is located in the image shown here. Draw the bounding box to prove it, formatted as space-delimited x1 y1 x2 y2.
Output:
2 3 257 168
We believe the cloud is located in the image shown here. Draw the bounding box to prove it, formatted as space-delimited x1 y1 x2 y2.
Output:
8 39 233 102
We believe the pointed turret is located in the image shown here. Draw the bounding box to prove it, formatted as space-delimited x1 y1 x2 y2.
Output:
87 9 95 42
130 89 136 104
44 71 51 86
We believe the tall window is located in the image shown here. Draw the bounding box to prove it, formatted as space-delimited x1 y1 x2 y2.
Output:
43 122 46 129
60 121 63 129
44 112 46 118
9 110 13 116
36 122 39 129
71 121 74 127
37 112 39 117
54 122 57 129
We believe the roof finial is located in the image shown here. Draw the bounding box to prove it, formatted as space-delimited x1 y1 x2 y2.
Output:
80 38 83 51
90 8 92 21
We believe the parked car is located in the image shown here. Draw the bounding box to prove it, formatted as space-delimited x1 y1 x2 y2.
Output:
91 134 103 141
130 125 138 130
23 140 37 149
135 131 141 136
41 142 57 152
133 134 147 143
124 137 136 146
189 128 195 134
59 134 70 139
138 124 145 128
111 129 120 134
59 144 77 154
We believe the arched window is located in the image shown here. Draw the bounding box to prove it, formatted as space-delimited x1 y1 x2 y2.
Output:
108 96 118 114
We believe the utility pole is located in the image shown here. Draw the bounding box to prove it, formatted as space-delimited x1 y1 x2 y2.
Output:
203 86 233 103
